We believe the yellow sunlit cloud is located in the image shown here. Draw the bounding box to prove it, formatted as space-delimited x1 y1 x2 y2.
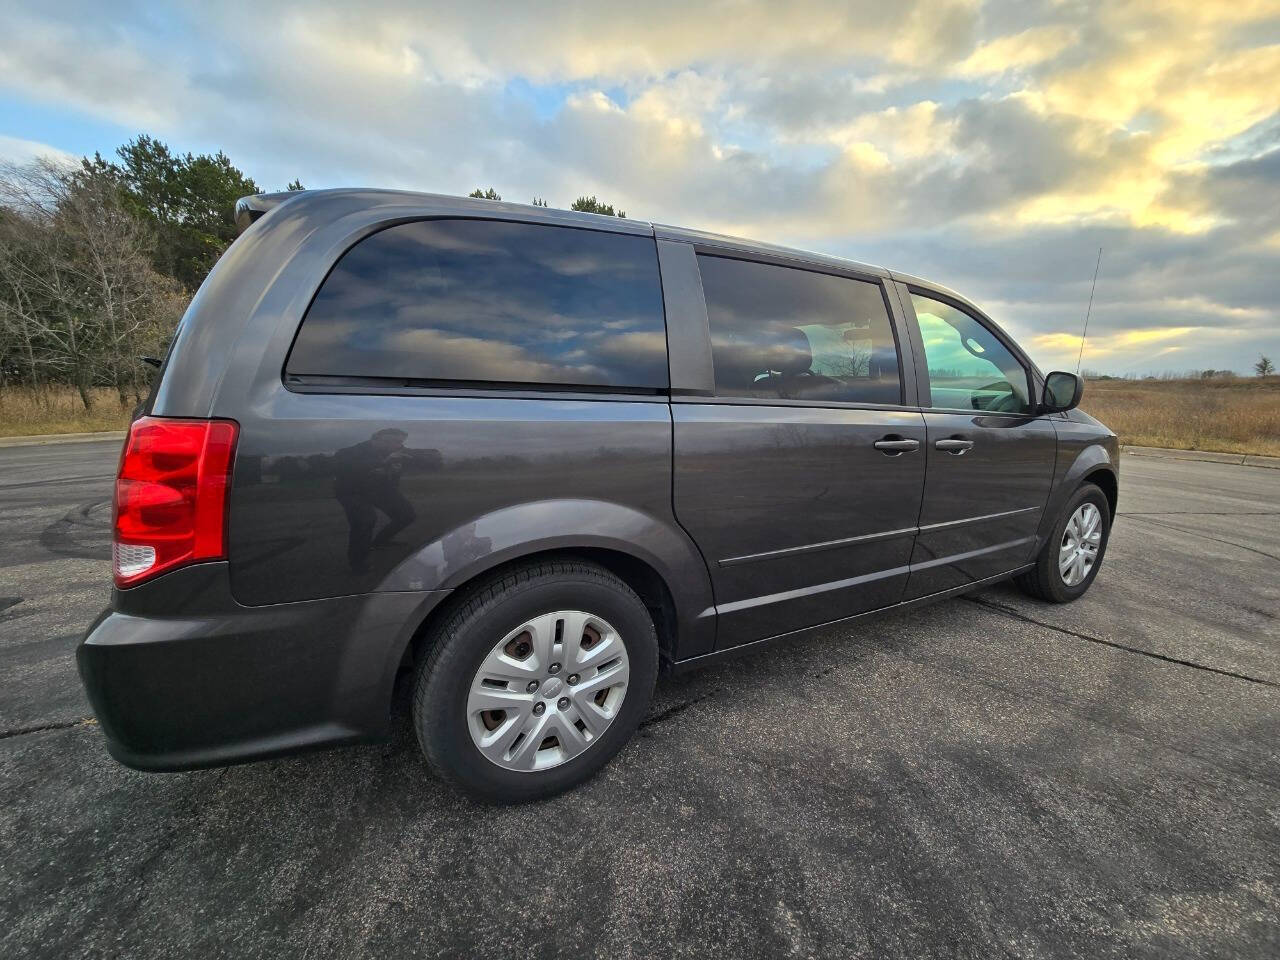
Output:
2 0 1277 372
956 25 1077 76
1033 328 1201 358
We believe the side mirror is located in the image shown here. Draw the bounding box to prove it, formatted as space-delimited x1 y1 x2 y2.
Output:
1042 371 1084 413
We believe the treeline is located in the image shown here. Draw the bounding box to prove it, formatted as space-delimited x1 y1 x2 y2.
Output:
1083 365 1277 380
0 134 628 412
0 136 292 408
469 187 626 218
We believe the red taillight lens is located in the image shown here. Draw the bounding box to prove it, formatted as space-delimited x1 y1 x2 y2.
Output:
113 417 239 588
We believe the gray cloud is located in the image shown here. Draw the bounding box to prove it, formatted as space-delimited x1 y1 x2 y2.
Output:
1 0 1277 374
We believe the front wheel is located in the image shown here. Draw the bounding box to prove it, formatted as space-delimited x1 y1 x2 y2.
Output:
1015 483 1111 603
412 559 658 803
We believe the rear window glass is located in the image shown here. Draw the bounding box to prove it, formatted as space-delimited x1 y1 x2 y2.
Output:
697 255 901 405
287 219 668 389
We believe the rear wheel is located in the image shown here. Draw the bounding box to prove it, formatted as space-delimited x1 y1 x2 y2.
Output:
1015 482 1111 603
412 559 658 802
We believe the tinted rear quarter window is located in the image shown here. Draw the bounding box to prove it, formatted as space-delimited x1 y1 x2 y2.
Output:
696 255 901 405
288 219 668 390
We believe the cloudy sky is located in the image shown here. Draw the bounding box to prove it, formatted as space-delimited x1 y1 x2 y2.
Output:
3 0 1278 374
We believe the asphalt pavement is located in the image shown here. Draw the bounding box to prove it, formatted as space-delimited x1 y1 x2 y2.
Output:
1 438 1277 959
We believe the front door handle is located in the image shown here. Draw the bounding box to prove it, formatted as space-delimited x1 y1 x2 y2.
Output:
935 438 975 455
873 437 921 455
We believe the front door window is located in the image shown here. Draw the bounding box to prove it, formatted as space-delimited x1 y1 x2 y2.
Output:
910 293 1031 414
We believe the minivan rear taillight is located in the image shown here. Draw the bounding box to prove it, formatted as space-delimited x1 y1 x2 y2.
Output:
113 417 239 588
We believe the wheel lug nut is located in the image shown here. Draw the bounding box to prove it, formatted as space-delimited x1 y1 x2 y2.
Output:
548 662 561 675
532 702 545 715
567 673 579 685
526 680 539 693
557 697 570 710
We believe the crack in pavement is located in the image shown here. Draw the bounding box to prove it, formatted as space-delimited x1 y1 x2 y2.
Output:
0 717 95 740
641 663 846 733
964 597 1279 690
640 690 721 730
1121 513 1280 564
869 636 1280 789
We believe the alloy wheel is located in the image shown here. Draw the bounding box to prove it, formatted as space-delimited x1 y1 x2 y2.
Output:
465 611 630 772
1059 502 1102 587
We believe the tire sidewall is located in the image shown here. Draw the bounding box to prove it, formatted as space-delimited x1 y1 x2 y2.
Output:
1046 484 1111 601
417 570 658 802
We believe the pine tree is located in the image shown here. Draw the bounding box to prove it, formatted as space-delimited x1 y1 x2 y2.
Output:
570 195 626 218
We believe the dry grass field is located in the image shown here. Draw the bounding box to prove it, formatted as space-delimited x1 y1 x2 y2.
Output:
1 379 1278 456
1080 376 1280 457
0 387 134 438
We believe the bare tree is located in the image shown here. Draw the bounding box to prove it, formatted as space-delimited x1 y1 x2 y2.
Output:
0 211 48 392
59 164 183 404
0 158 182 409
0 161 95 403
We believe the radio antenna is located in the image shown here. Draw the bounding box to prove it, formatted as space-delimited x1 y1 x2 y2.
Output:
1076 247 1103 375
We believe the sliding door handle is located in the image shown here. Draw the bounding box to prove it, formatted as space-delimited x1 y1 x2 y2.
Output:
935 438 975 455
873 437 920 455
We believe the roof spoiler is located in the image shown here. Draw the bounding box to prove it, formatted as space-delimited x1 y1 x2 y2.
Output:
234 192 300 235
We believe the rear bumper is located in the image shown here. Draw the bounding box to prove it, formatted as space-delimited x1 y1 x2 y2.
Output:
76 563 447 771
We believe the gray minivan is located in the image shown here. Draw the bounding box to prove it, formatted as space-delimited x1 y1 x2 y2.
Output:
78 189 1118 801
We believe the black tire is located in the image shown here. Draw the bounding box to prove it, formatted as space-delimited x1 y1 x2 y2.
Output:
1015 482 1111 603
412 559 658 803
